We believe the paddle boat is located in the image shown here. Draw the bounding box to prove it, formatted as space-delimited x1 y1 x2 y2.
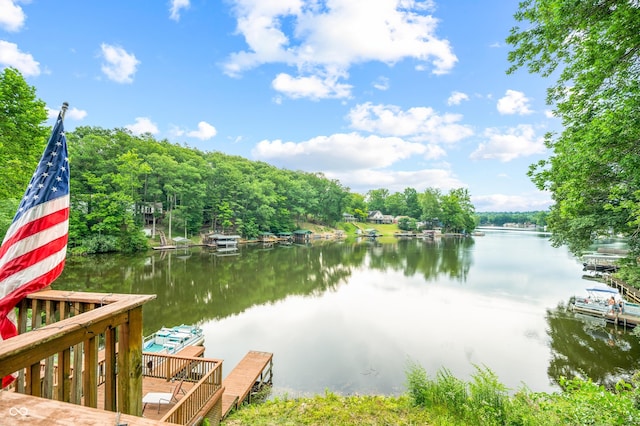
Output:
143 324 205 354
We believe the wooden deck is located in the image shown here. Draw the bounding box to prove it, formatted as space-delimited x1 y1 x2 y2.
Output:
0 391 181 426
221 351 273 418
92 376 197 421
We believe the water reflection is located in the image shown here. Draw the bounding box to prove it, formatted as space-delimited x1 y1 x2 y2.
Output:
58 238 476 333
546 305 640 389
54 232 639 395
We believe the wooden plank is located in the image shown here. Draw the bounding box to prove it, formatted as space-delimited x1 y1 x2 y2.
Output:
26 289 137 305
83 334 98 408
16 298 29 393
103 327 117 411
117 306 143 416
221 351 273 418
0 390 182 425
129 306 144 416
56 301 70 402
71 302 83 404
42 300 55 399
176 345 205 358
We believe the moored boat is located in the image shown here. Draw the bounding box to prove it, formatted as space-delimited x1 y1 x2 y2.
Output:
569 284 640 328
143 324 204 354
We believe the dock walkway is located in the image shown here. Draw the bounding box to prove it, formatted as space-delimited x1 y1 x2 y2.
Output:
221 350 273 418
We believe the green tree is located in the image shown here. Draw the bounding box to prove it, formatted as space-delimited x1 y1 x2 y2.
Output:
385 192 406 217
404 187 421 219
0 68 49 199
440 188 476 234
0 199 19 240
366 189 388 213
419 188 442 228
507 0 640 255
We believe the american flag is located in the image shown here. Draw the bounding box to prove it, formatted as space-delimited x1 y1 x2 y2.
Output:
0 108 69 388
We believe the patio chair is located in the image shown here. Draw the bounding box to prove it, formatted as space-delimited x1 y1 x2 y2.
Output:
142 379 185 413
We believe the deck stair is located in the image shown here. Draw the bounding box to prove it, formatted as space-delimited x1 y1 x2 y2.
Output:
221 350 273 418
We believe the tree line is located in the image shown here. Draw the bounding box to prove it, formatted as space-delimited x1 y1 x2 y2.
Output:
475 211 547 227
1 67 477 253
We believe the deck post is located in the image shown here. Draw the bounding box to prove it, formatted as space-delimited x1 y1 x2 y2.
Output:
83 333 98 407
71 302 83 404
56 301 71 402
118 306 143 416
104 326 117 411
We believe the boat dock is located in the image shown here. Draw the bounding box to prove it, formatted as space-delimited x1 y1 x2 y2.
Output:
572 306 640 329
221 350 273 418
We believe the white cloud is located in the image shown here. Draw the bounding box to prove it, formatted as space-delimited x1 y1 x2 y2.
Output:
126 117 159 135
272 72 352 100
252 132 425 172
347 102 473 144
169 0 190 21
470 124 546 162
0 0 25 32
100 44 139 84
472 192 552 212
187 121 217 140
544 109 555 118
497 89 532 115
0 40 40 76
372 76 389 91
447 91 469 106
329 168 465 194
67 107 88 121
47 106 87 121
423 144 447 160
224 0 457 99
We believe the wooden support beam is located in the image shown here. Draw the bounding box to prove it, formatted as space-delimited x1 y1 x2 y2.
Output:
29 362 40 397
104 326 117 412
71 302 83 404
56 301 71 402
43 300 55 399
117 307 144 416
83 334 97 407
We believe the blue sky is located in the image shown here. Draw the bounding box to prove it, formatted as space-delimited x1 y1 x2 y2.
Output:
0 0 558 212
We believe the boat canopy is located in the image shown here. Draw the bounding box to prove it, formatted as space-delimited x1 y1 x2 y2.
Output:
586 283 619 294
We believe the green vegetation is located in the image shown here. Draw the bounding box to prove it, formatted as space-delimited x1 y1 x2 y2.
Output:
1 69 477 253
0 68 49 201
476 211 547 227
508 1 640 259
226 363 640 426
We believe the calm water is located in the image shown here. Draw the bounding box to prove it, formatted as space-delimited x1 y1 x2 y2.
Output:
55 229 640 396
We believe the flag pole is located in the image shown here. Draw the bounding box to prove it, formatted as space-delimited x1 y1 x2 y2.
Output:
60 102 69 121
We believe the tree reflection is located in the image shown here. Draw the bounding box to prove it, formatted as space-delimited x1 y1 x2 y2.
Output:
55 237 475 333
546 305 640 389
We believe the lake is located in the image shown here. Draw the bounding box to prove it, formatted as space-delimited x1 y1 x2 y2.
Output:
55 229 640 397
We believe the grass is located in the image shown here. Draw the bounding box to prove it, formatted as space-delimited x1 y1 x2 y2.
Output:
223 364 640 426
224 392 436 426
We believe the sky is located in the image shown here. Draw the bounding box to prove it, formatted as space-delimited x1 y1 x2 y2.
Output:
0 0 559 212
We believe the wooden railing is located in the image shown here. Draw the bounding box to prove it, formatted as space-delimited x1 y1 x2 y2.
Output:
159 357 223 425
142 352 219 382
606 275 640 304
0 290 155 417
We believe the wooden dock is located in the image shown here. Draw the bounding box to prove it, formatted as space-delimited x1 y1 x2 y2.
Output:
221 351 273 418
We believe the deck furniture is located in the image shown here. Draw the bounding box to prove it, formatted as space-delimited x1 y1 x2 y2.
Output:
142 379 184 413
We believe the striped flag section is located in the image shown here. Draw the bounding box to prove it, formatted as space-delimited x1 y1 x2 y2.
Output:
0 108 70 388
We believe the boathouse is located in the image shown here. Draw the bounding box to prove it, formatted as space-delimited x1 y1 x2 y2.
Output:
293 229 312 243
